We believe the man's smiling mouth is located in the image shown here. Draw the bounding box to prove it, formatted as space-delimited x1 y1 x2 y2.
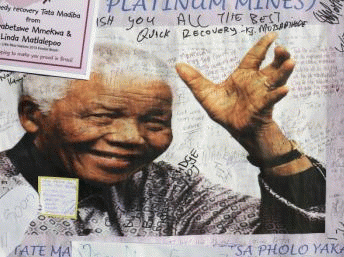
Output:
89 149 142 159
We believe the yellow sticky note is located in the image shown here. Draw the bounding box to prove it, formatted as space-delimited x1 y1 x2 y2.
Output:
38 177 79 219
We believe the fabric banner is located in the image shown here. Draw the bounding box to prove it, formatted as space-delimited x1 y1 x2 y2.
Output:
0 0 343 255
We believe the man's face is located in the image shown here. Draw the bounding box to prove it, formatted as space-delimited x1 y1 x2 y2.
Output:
34 74 173 184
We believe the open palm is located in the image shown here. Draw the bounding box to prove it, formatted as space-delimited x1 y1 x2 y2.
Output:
176 33 295 139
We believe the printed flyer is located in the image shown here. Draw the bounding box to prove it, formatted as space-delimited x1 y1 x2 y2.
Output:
0 0 98 79
0 0 344 256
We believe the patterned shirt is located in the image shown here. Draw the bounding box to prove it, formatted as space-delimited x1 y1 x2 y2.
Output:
0 134 325 237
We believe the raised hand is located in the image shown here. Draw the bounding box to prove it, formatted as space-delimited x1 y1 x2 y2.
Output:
176 33 294 141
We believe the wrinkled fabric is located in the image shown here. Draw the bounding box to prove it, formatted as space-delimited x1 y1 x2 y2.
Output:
0 134 325 237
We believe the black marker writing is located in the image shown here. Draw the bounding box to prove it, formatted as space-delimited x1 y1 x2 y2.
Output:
313 0 344 24
335 33 344 52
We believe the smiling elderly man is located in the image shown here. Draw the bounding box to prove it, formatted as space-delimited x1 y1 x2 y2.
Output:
0 34 325 236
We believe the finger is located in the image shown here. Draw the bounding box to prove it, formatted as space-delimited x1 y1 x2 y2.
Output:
261 46 292 82
265 86 289 106
270 46 291 69
238 32 277 70
175 63 216 104
264 58 295 88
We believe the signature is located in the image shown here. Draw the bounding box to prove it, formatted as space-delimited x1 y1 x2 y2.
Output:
7 76 23 85
313 0 344 24
335 33 344 52
0 72 14 82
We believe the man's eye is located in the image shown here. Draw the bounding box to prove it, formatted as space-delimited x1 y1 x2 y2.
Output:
86 113 120 124
146 123 164 131
90 113 121 119
145 119 170 131
93 113 112 118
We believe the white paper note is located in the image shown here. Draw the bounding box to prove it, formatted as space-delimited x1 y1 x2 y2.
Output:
0 185 39 256
38 176 78 219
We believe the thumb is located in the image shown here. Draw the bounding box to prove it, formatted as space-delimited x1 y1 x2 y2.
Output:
176 63 215 104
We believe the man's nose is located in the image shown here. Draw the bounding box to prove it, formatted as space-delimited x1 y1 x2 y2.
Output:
103 119 145 145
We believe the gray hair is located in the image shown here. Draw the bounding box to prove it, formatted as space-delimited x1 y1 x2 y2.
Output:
21 43 173 114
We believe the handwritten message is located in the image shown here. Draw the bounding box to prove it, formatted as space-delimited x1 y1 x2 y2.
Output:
0 185 39 256
14 244 71 257
121 12 308 43
38 177 78 219
176 148 199 176
71 240 344 257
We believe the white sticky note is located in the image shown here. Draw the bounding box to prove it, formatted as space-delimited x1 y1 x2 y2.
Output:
38 177 79 219
73 238 338 257
0 185 39 256
73 242 173 257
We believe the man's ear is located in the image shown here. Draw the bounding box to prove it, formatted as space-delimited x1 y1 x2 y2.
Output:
19 96 43 134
